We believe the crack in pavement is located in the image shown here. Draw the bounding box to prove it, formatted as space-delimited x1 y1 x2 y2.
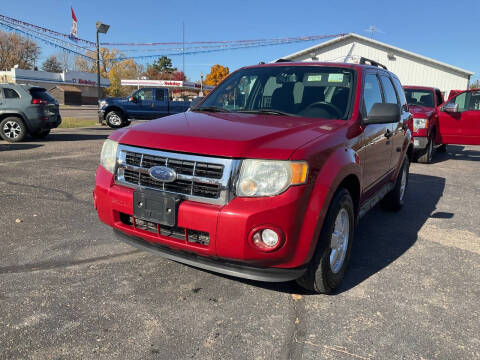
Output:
0 250 142 274
280 294 307 360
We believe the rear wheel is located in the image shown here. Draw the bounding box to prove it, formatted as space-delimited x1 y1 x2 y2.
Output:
0 117 27 142
106 110 125 128
296 189 355 294
381 157 409 211
417 137 433 164
30 129 51 139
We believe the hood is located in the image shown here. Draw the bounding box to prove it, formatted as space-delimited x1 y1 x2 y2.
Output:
110 111 345 159
408 104 435 118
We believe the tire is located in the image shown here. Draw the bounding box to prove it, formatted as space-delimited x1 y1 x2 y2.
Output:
0 117 27 143
30 129 51 139
296 189 355 294
417 137 433 164
123 120 131 127
437 144 447 153
106 110 125 128
381 157 409 211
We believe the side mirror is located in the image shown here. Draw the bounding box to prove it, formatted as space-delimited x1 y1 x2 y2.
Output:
443 103 458 113
364 103 400 125
128 96 136 102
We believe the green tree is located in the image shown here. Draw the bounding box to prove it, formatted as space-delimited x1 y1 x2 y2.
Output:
151 56 176 73
42 55 63 73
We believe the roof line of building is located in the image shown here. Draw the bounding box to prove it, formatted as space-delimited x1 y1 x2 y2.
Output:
281 33 474 76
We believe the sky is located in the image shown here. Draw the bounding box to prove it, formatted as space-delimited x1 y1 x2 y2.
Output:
1 0 479 83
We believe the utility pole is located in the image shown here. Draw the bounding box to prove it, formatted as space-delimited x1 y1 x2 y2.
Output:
96 21 110 105
182 22 185 76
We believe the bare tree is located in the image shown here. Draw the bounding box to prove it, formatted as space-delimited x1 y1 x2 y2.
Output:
0 30 40 70
56 51 75 71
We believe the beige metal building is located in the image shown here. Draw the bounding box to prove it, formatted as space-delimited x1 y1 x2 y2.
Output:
280 33 474 98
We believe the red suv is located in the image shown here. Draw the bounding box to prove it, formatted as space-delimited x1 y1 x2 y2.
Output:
94 59 413 293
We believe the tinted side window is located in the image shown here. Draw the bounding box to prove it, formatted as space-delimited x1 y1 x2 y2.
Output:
380 76 398 104
135 89 154 101
155 89 166 101
363 74 383 115
467 91 480 111
4 88 20 99
392 78 407 109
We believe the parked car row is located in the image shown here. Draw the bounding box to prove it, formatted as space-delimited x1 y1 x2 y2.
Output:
403 86 480 163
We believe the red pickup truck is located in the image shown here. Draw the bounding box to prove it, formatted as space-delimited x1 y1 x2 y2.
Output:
94 60 413 293
404 86 480 163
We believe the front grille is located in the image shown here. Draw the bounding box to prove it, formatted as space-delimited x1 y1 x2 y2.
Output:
115 145 238 205
125 151 223 179
123 169 221 199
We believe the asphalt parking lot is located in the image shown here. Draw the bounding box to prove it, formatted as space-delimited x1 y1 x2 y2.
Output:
0 127 479 360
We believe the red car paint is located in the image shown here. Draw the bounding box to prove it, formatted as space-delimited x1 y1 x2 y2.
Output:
94 62 413 282
404 86 480 153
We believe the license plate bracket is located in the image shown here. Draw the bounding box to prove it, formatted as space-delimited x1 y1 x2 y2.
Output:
133 190 180 227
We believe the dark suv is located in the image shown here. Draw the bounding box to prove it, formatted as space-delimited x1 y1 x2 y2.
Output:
0 84 61 142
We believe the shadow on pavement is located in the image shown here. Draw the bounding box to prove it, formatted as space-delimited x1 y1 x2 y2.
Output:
201 173 447 296
42 133 110 142
0 143 43 151
339 173 447 293
433 145 480 163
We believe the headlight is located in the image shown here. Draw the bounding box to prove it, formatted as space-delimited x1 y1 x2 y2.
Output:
413 118 427 131
99 100 107 108
100 139 118 173
236 159 308 197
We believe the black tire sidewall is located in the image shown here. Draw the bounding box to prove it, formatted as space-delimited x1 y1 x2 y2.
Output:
298 189 355 294
0 117 27 142
106 111 125 128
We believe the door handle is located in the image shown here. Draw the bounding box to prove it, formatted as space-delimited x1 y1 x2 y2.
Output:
384 129 394 139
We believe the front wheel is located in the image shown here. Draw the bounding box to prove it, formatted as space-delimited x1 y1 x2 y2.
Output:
106 110 125 128
0 117 27 142
296 189 355 294
417 137 433 164
381 157 409 211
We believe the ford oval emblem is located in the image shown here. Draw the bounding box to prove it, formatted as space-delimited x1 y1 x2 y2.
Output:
149 166 177 183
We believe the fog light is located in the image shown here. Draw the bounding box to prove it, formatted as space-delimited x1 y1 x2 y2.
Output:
262 229 279 247
252 228 281 251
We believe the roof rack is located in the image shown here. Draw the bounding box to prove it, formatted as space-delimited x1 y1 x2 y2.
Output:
275 58 291 63
359 57 387 70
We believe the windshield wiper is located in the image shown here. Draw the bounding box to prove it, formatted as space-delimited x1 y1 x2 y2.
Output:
191 106 231 113
236 109 293 116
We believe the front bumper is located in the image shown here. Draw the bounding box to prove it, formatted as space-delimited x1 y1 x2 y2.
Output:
94 165 315 276
413 136 428 150
114 229 306 282
98 109 105 124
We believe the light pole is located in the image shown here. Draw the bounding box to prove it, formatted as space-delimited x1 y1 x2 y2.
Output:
200 72 204 96
96 21 110 104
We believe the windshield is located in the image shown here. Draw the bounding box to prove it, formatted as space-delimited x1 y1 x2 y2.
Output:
195 66 355 119
404 89 434 107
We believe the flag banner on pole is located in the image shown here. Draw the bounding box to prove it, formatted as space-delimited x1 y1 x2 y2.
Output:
70 6 78 38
